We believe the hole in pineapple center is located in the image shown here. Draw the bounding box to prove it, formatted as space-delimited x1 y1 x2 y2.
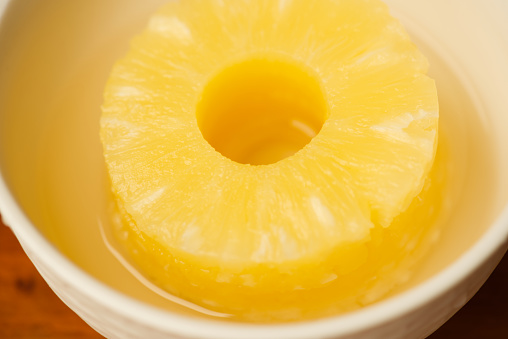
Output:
196 58 328 165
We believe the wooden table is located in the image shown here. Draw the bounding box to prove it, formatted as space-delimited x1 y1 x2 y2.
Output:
1 221 507 338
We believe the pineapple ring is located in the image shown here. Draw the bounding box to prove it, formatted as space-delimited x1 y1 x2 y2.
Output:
101 0 438 320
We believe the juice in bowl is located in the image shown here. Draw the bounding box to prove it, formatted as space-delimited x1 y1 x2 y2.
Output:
0 0 507 338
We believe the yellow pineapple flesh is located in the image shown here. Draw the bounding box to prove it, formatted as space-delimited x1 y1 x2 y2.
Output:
100 0 439 321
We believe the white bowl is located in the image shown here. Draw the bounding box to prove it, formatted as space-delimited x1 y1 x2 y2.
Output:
1 0 507 338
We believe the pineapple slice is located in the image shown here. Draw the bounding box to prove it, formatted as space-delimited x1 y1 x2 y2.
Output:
101 0 438 321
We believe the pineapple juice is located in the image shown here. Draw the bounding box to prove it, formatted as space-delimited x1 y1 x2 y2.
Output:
0 0 498 322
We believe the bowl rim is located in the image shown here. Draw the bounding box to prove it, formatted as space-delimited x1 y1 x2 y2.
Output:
1 0 508 338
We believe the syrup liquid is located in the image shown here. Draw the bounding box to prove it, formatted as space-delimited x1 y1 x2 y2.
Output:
0 0 498 322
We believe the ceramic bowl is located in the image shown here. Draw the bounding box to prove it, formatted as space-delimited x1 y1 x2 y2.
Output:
1 0 507 338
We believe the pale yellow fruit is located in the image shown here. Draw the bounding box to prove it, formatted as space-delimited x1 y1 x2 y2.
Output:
100 0 439 321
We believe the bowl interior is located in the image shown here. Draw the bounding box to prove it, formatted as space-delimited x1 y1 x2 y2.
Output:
0 0 507 325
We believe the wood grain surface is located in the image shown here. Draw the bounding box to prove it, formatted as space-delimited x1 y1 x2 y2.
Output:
1 221 507 339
